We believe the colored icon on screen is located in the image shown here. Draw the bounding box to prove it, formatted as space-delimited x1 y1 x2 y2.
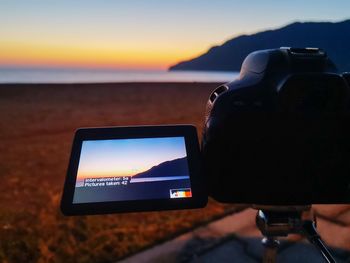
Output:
170 188 192 198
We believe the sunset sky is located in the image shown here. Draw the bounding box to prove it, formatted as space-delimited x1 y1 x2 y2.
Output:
77 137 187 178
1 1 349 70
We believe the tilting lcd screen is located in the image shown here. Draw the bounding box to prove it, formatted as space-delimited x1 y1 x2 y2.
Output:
73 137 192 203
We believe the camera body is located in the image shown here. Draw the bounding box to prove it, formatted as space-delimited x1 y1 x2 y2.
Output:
202 47 350 205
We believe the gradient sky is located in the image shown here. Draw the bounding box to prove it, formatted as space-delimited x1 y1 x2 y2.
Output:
77 137 187 178
1 1 350 69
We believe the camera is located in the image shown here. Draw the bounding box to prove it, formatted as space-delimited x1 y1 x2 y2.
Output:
202 47 350 205
61 47 350 215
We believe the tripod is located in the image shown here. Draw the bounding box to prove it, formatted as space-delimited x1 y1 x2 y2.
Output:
252 205 336 263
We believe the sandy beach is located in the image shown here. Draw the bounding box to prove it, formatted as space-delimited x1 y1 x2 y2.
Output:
0 82 238 262
2 82 349 262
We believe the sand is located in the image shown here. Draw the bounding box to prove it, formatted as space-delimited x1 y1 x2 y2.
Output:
2 83 348 262
0 82 238 262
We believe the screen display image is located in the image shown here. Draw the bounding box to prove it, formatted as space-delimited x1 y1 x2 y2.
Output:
73 137 192 204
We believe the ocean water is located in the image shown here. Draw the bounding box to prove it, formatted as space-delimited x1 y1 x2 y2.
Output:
0 68 239 84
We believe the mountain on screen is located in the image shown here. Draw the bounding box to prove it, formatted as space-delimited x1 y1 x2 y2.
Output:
169 20 350 72
133 157 188 178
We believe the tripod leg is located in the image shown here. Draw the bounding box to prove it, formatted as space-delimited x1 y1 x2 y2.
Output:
302 220 336 263
262 237 280 263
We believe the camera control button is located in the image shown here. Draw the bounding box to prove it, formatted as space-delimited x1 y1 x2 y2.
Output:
232 101 245 106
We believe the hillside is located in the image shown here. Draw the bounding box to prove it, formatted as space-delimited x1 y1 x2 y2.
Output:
133 157 188 178
169 20 350 72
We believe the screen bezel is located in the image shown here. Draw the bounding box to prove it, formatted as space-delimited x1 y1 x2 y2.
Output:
61 125 207 215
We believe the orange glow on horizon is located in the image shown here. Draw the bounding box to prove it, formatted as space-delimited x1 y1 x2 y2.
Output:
78 168 146 179
0 40 204 70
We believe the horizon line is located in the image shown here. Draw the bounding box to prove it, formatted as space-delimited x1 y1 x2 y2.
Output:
77 155 187 179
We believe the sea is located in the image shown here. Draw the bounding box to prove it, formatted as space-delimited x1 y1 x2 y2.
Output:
0 68 239 84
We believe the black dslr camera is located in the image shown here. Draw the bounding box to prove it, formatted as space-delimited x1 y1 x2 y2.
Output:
202 47 350 205
61 48 350 215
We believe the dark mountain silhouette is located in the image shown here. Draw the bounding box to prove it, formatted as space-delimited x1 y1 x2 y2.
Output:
132 157 188 178
169 20 350 72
